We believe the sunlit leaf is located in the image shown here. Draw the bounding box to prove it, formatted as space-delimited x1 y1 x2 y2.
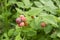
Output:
15 33 22 40
22 0 32 8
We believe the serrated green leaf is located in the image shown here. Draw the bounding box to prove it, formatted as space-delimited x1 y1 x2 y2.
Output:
40 0 57 9
34 1 43 8
22 0 32 8
43 6 57 15
27 7 43 16
39 0 57 15
16 2 24 8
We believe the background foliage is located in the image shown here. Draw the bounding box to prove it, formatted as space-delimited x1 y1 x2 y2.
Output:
0 0 60 40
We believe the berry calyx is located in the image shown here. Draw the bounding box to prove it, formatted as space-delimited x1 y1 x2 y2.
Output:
24 22 28 26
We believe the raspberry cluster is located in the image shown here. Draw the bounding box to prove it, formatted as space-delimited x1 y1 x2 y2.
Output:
16 15 28 27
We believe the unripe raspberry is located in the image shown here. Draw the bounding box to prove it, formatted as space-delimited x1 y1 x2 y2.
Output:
20 15 24 18
19 22 25 26
16 18 21 24
41 22 46 27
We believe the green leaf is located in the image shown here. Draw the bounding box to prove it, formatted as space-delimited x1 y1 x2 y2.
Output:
16 8 24 17
22 0 32 8
30 17 42 30
51 32 57 38
30 20 37 30
0 15 3 19
15 33 22 40
27 7 43 16
43 6 57 15
16 8 24 14
57 32 60 38
22 28 36 36
1 33 9 40
39 0 57 15
40 0 57 9
8 0 16 3
7 0 16 6
44 25 52 34
56 9 60 13
56 9 60 16
53 38 60 40
16 2 24 8
8 29 14 37
14 25 21 36
34 1 43 8
34 17 42 30
38 36 47 40
53 0 60 8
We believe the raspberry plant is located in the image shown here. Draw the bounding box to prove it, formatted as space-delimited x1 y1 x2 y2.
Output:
0 0 60 40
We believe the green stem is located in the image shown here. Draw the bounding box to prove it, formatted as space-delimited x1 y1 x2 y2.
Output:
3 0 9 32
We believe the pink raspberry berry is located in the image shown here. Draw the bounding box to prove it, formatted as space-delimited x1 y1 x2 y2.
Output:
19 22 25 26
21 17 26 22
16 18 21 24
